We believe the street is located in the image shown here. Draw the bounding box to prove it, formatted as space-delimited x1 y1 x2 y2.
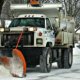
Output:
0 44 80 80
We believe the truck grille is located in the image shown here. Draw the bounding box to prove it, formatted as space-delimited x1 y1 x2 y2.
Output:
1 32 34 46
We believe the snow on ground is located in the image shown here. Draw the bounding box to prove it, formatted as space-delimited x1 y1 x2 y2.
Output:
73 43 80 55
0 43 80 80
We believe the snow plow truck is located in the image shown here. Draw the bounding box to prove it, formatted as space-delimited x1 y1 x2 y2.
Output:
0 1 75 77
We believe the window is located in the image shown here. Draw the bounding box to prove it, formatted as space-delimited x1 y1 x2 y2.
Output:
9 18 45 28
46 18 51 30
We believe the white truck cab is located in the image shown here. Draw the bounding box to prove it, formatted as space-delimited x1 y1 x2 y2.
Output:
8 14 55 47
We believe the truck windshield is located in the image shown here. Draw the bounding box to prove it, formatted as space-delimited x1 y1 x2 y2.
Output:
9 18 45 28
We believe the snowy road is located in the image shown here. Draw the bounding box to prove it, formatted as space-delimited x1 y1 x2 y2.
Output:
0 44 80 80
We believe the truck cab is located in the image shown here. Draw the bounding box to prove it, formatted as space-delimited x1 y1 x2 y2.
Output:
1 14 55 47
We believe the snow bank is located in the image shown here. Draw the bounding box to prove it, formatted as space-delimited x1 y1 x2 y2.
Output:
73 43 80 55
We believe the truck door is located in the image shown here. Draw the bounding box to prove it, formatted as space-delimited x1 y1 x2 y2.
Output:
46 18 55 45
46 18 54 36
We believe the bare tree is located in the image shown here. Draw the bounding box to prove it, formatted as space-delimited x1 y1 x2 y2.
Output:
0 0 4 15
1 0 12 27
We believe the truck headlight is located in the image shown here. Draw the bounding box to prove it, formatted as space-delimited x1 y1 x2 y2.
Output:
28 27 37 31
36 38 43 45
0 28 4 32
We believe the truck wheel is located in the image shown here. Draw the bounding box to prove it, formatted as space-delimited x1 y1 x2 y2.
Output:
63 48 73 68
57 49 64 68
40 47 52 73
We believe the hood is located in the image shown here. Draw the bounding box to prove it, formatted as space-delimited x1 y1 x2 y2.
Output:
10 26 46 32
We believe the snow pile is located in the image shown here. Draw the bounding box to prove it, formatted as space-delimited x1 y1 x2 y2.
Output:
0 43 80 79
73 43 80 55
0 65 11 77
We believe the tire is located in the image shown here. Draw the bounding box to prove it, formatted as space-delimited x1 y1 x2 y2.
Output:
63 48 73 68
57 49 64 68
40 47 52 73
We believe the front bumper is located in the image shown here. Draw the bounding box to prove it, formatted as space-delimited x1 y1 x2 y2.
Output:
0 46 43 67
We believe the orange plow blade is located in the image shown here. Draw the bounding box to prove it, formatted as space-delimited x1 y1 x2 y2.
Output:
11 49 26 77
